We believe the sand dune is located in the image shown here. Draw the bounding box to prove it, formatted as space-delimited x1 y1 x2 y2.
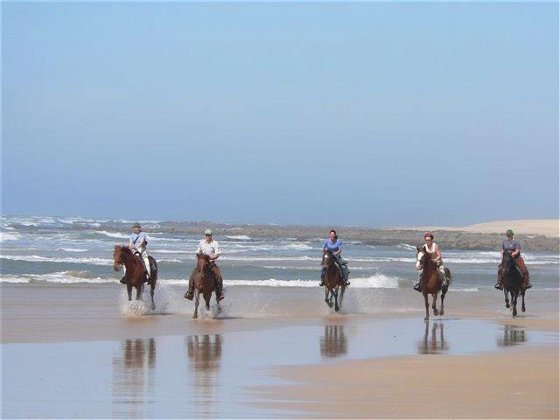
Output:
402 219 559 238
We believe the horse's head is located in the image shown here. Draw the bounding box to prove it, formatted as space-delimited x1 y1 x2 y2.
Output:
322 249 334 269
415 245 426 270
502 250 515 271
113 245 129 271
197 254 211 273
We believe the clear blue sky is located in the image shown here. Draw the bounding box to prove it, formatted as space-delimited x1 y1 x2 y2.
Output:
2 2 558 226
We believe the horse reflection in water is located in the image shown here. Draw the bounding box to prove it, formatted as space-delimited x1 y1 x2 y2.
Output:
497 325 527 347
320 325 348 358
186 334 223 417
112 338 156 418
417 322 449 355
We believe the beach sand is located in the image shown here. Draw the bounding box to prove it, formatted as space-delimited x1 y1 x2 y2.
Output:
2 282 559 418
402 219 560 238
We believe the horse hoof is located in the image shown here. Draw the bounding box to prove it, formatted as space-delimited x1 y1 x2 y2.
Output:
335 306 340 312
434 309 439 316
440 310 444 316
505 303 510 309
522 306 526 313
512 309 517 317
151 305 156 311
193 314 198 319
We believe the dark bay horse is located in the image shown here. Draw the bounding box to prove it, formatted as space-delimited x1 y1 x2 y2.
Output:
113 245 158 310
502 251 526 317
192 254 221 319
322 250 346 312
416 246 449 321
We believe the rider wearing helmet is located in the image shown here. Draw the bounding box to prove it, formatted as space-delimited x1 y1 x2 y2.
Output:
495 229 531 290
413 232 449 292
185 229 225 301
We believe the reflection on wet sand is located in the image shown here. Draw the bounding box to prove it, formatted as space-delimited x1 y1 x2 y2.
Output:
112 338 156 418
497 325 527 347
418 322 449 355
320 325 348 358
186 334 223 417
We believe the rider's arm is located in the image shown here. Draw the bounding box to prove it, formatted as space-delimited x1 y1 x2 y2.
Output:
333 241 342 257
511 241 521 258
434 244 442 262
210 242 221 261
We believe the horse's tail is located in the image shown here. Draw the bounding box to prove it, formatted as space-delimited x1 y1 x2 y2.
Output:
149 257 158 284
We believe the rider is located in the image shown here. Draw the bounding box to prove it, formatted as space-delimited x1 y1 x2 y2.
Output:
319 229 350 286
413 231 449 292
495 229 531 290
120 222 151 284
184 229 225 302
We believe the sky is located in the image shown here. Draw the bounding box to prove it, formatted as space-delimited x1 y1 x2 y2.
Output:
2 1 558 227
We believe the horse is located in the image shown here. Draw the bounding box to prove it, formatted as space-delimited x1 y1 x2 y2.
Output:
501 250 526 317
416 245 449 321
191 254 221 319
322 249 346 312
113 245 158 310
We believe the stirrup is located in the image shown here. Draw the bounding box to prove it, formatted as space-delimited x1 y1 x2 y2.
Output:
120 276 126 284
184 291 194 301
413 283 421 292
494 283 503 290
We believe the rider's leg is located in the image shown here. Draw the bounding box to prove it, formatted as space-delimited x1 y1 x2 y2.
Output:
120 265 127 284
337 257 350 285
495 264 504 290
413 270 422 292
438 265 447 286
515 257 531 289
319 267 326 286
211 265 225 301
140 250 151 282
184 269 196 300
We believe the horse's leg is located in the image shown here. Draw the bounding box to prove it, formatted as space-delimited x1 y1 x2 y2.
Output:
521 289 526 313
136 284 142 301
432 293 439 316
324 287 329 305
504 289 510 308
423 292 430 321
512 291 518 317
440 290 446 316
127 284 132 302
150 283 155 311
334 288 339 312
193 290 199 319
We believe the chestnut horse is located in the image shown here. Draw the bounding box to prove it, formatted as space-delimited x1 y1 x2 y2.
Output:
192 254 221 319
501 251 526 317
322 250 346 312
416 246 449 321
113 245 158 310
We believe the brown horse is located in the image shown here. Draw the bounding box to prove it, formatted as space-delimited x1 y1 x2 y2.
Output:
191 254 221 319
113 245 158 310
416 245 449 321
322 249 346 312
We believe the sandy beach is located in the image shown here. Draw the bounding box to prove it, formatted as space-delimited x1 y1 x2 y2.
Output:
2 281 559 418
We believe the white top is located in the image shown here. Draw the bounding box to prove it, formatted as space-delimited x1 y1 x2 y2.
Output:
196 239 221 258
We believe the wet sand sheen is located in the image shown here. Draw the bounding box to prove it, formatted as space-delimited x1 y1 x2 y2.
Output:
1 282 558 418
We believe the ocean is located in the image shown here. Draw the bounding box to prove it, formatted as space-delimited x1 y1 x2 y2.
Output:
1 215 558 292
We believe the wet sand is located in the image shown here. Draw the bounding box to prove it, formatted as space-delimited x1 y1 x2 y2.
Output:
1 282 559 418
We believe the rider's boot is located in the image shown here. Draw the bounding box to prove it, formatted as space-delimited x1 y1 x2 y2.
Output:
413 271 422 292
120 276 126 284
319 268 325 286
343 267 350 286
184 275 194 300
495 266 504 290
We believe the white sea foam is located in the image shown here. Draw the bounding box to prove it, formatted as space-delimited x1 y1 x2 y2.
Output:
56 248 89 253
396 243 417 251
0 232 22 242
95 231 130 239
0 272 115 284
225 235 252 241
0 276 31 284
1 255 114 265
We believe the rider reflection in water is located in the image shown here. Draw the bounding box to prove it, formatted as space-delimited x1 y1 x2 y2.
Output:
320 229 350 287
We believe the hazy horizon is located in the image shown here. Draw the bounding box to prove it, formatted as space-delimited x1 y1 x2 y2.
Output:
2 2 558 226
